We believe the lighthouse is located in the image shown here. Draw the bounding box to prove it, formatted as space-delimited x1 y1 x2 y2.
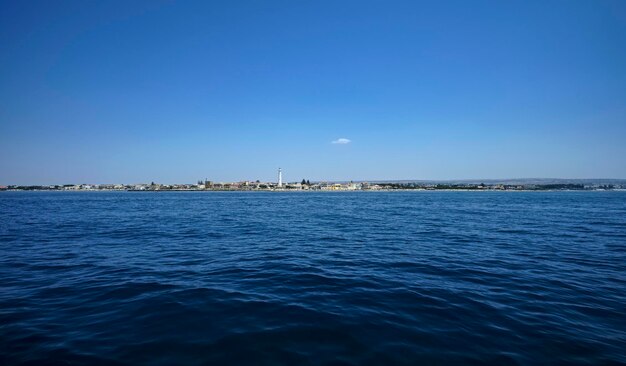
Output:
278 168 283 187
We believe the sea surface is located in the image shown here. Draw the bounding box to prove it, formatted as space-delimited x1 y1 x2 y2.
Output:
1 191 625 365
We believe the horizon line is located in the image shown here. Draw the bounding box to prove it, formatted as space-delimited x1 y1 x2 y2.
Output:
3 177 626 186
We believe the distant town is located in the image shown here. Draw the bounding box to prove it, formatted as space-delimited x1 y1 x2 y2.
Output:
2 169 624 192
2 182 624 192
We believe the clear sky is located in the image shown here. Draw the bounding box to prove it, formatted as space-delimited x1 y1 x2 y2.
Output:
1 0 625 184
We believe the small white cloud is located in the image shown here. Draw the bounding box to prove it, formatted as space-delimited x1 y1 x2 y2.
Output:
332 138 351 144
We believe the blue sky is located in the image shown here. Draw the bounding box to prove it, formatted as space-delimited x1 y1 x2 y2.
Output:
1 0 625 184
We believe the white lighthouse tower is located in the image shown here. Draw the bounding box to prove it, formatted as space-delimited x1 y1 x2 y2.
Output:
278 168 283 187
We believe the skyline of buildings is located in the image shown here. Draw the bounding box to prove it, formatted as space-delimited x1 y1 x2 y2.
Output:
2 167 624 192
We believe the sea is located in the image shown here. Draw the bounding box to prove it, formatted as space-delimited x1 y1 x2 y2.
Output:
1 191 625 365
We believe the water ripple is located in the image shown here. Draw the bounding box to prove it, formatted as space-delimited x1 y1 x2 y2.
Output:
1 191 625 365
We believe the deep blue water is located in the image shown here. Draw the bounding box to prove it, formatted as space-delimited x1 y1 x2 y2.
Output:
1 191 625 365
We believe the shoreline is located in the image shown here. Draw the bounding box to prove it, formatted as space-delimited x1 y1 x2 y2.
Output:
2 189 625 193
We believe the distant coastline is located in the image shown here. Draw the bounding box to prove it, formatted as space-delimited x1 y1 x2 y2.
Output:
2 179 625 192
